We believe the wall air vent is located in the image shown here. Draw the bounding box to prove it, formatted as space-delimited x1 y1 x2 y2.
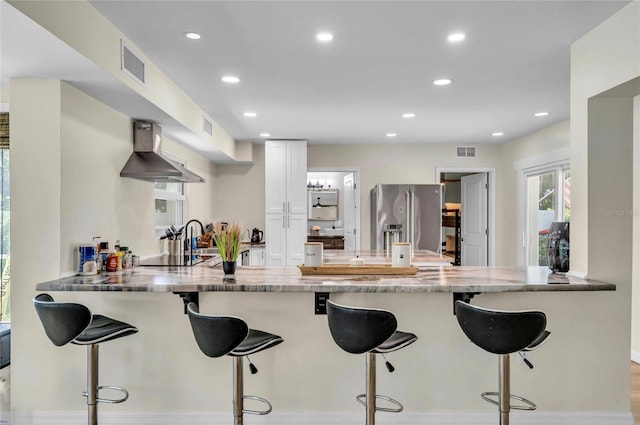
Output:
456 146 477 158
121 41 145 85
202 117 213 136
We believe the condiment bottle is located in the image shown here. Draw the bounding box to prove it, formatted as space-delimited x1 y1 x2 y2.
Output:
106 251 118 272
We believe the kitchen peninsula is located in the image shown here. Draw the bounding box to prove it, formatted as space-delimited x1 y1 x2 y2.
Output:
30 251 619 422
36 254 615 297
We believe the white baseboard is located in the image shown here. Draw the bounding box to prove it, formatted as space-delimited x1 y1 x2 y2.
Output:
631 350 640 364
9 410 634 425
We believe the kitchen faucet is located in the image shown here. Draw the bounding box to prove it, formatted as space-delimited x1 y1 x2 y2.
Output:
183 219 205 264
184 219 205 236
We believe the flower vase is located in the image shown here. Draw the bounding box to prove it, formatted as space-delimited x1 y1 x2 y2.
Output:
222 261 237 275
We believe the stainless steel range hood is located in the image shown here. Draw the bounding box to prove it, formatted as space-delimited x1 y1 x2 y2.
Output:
120 121 205 183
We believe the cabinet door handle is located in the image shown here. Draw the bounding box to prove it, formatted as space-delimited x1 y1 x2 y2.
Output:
283 217 286 229
283 202 286 213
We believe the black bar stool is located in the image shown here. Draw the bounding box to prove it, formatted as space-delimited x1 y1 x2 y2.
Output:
33 294 138 425
186 302 283 425
326 299 417 425
454 300 550 425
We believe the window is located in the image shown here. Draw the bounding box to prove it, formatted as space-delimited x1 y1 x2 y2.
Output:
154 154 185 232
519 160 570 266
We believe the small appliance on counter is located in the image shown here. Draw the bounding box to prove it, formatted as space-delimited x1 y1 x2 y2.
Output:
250 227 264 244
547 222 570 273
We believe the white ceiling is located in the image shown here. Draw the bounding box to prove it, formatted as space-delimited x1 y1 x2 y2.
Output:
2 1 631 154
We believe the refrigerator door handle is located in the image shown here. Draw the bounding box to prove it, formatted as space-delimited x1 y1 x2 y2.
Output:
405 190 412 245
409 190 416 248
413 190 417 248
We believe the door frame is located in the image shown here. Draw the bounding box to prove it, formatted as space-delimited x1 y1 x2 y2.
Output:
307 167 361 251
435 167 496 266
514 147 570 266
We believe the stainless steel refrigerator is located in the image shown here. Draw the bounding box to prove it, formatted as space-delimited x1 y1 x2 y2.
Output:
370 184 443 253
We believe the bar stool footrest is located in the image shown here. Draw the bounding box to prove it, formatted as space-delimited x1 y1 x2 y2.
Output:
242 395 273 415
356 393 404 413
82 386 129 404
481 391 536 411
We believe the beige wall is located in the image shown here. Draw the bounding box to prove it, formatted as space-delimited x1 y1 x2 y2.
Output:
217 142 505 258
58 83 216 272
569 0 640 410
216 134 573 267
10 79 219 415
214 145 265 231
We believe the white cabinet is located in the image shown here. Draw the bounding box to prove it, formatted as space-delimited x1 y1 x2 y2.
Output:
265 141 308 214
265 214 306 266
249 247 266 266
265 140 307 266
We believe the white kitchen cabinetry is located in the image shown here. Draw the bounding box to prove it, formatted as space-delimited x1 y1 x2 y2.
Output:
265 141 308 214
265 214 306 266
265 140 307 265
249 247 266 266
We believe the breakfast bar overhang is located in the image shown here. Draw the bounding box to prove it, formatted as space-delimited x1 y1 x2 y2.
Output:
35 265 616 314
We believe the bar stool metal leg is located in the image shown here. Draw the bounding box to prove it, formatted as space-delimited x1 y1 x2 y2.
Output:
499 354 510 425
233 357 244 425
87 344 99 425
366 353 376 425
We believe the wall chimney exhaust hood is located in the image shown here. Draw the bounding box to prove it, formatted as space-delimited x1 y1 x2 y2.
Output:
120 121 205 183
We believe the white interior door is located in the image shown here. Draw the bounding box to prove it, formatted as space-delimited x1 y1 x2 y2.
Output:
343 173 356 250
461 173 488 266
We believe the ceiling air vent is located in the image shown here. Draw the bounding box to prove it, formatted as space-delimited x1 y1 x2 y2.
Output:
202 117 213 136
121 41 145 85
456 146 477 158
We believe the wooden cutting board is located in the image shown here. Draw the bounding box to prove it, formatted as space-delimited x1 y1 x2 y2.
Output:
298 264 418 276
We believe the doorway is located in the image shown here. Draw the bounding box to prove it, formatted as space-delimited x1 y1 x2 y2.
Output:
306 169 361 251
437 167 495 266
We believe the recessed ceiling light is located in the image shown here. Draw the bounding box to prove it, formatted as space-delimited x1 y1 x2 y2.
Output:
448 32 466 43
534 112 549 117
221 76 240 84
386 133 397 138
492 132 504 137
401 113 416 118
243 112 257 118
316 32 334 42
260 133 271 137
185 32 201 40
433 78 453 86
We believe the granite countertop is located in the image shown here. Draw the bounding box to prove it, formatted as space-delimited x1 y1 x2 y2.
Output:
35 255 616 294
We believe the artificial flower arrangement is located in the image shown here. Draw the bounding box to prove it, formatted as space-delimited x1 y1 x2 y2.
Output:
212 221 243 263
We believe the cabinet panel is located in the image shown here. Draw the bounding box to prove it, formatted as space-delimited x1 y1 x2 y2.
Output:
287 214 307 264
265 214 286 266
265 214 306 265
265 142 287 214
249 247 266 266
286 142 308 214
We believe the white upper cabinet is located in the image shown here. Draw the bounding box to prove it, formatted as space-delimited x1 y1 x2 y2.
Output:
265 140 308 214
